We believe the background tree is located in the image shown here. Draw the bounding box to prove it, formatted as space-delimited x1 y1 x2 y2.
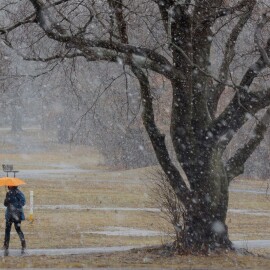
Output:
0 44 23 132
1 0 270 253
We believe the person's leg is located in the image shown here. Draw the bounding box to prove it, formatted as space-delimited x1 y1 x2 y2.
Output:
3 220 12 256
14 221 26 253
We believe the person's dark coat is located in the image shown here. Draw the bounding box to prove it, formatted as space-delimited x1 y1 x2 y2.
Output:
4 187 26 221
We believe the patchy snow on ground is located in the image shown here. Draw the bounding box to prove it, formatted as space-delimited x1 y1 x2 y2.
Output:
83 226 166 237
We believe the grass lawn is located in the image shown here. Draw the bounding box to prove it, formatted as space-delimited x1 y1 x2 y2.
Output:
0 128 269 268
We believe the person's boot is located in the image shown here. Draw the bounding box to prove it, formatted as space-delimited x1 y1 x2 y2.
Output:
3 242 9 256
4 249 9 256
21 240 26 255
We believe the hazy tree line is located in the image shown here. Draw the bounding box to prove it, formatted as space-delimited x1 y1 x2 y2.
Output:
0 44 157 168
0 1 269 176
0 43 269 176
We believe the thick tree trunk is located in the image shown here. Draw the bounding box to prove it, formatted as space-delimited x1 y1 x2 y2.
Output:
182 204 232 253
177 147 233 253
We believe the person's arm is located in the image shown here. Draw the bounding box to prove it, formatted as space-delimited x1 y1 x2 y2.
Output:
17 191 26 207
4 192 10 207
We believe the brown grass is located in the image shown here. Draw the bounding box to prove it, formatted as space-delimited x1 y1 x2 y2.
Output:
0 129 269 268
0 248 269 269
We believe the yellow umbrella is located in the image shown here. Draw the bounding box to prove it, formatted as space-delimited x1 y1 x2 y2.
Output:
0 177 26 187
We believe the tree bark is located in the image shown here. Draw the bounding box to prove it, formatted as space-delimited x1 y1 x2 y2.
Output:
180 146 232 252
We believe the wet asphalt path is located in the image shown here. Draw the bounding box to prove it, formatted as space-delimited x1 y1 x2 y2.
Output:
1 240 270 257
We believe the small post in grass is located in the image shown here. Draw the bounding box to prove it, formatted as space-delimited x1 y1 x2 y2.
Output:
29 190 34 223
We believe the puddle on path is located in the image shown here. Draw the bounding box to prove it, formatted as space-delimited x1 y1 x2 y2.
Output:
229 188 268 195
0 245 141 257
229 209 270 217
82 226 166 237
233 240 270 249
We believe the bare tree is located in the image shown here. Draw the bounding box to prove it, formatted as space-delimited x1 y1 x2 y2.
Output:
1 0 270 252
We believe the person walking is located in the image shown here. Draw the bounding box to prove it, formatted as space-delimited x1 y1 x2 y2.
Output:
3 186 26 256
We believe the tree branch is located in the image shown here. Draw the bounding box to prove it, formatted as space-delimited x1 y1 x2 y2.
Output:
254 13 270 67
0 13 36 35
7 0 186 82
0 0 72 36
209 3 256 115
225 108 270 181
201 0 256 24
208 88 270 148
18 51 84 62
107 0 128 43
50 0 71 6
109 0 190 200
208 33 270 144
131 64 191 205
